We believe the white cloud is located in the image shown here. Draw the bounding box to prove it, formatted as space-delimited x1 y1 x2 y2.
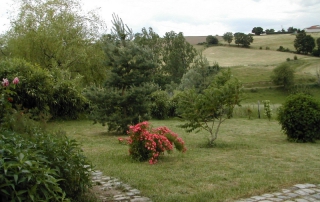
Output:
0 0 319 36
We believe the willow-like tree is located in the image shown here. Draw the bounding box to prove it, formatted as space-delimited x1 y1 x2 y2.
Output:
1 0 106 84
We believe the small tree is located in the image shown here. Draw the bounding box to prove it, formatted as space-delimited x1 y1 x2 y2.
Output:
206 35 219 45
294 31 315 54
270 63 295 90
177 69 243 146
252 27 264 35
278 93 320 142
262 100 272 120
222 32 233 45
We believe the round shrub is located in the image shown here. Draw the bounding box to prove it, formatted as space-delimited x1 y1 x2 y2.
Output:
125 121 186 164
150 90 170 119
277 93 320 142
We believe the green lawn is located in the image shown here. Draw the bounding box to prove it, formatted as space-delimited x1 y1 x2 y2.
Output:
48 119 320 202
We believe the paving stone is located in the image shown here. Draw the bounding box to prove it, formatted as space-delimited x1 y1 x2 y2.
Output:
295 184 309 189
312 193 320 199
277 195 290 199
295 190 308 196
252 196 266 200
282 189 292 193
294 199 309 202
302 196 318 201
262 194 275 198
286 193 299 198
301 189 316 194
268 197 283 201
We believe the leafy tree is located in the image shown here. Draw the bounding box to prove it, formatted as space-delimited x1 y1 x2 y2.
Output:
2 0 106 84
265 29 275 33
134 27 162 65
294 31 315 55
278 93 320 142
234 32 253 47
177 69 243 146
84 15 158 133
206 35 219 45
287 26 298 33
179 52 219 92
270 63 295 90
222 32 233 45
252 27 264 35
161 31 197 84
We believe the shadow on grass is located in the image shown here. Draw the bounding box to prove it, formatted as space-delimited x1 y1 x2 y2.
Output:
197 141 255 150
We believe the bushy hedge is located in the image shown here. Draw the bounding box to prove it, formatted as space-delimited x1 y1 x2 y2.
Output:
0 58 88 119
0 128 93 201
277 93 320 142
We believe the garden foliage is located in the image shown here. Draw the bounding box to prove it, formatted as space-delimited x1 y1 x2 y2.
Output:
121 121 186 164
0 58 88 119
277 93 320 142
1 72 93 201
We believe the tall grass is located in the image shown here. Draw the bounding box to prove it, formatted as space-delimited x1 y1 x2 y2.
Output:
48 118 320 202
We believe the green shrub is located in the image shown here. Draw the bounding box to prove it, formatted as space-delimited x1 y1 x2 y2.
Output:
33 131 93 199
266 46 270 50
0 125 93 201
270 63 295 90
277 93 320 142
150 90 170 119
294 55 298 60
0 131 68 202
0 58 88 119
312 49 320 56
286 58 291 61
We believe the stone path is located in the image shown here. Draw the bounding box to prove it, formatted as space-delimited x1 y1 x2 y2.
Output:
91 170 320 202
91 170 152 202
236 183 320 202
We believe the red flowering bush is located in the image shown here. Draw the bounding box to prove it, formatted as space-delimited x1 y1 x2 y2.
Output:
124 121 186 164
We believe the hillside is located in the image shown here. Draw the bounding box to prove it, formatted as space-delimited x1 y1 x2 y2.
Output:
187 34 320 85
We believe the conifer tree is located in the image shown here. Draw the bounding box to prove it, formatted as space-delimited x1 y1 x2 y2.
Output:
84 14 158 133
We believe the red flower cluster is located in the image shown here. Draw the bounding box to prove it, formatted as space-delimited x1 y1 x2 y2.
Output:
123 121 187 164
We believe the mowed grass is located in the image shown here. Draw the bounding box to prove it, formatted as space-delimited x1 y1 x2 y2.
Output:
48 119 320 202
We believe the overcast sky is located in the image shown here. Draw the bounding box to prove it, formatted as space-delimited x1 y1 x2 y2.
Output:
1 0 319 36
